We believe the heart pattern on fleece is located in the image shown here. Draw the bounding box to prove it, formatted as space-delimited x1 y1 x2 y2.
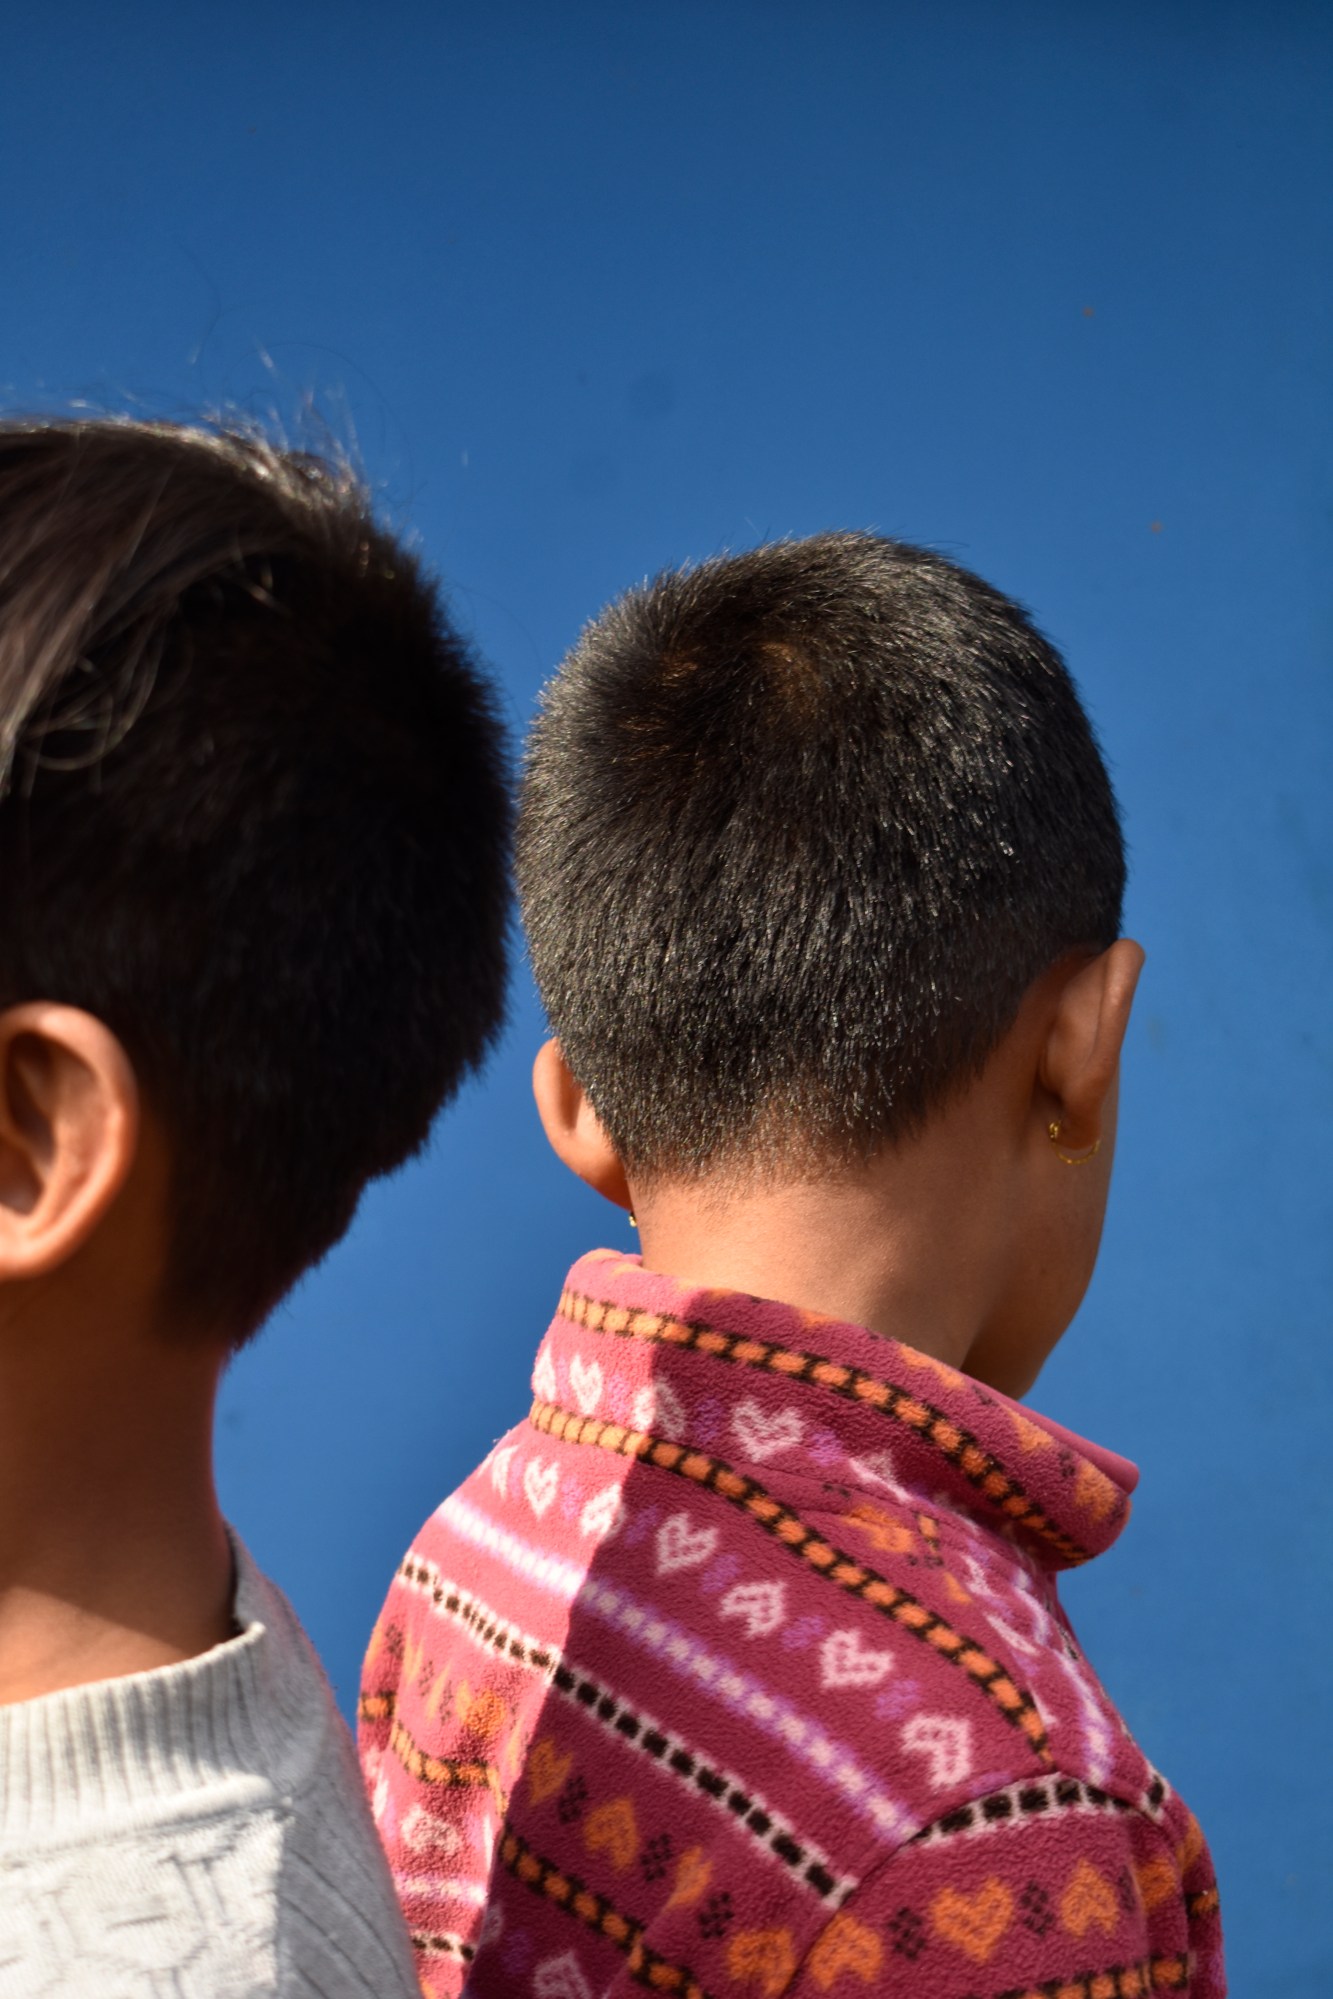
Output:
819 1627 896 1689
1135 1857 1180 1912
902 1712 973 1787
453 1683 508 1742
666 1846 713 1909
806 1910 883 1988
364 1253 1223 1999
523 1456 559 1517
526 1738 573 1806
533 1951 594 1999
723 1927 799 1991
399 1804 461 1858
632 1377 688 1438
579 1483 626 1541
583 1795 639 1870
655 1511 720 1574
487 1443 517 1497
846 1449 908 1493
931 1878 1014 1962
731 1398 804 1461
719 1579 788 1637
727 1928 798 1996
532 1345 558 1403
1060 1858 1119 1936
569 1354 603 1415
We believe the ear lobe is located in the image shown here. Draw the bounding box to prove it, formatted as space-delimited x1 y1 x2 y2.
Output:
0 1004 139 1281
1039 940 1145 1154
531 1038 632 1210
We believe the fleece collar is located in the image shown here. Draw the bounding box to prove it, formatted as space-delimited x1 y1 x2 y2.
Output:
531 1249 1136 1574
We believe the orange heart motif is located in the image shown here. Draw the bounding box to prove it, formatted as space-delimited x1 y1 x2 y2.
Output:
898 1346 964 1393
525 1737 573 1806
1060 1858 1118 1937
727 1929 798 1997
402 1635 426 1691
583 1795 639 1870
1074 1457 1118 1522
1177 1813 1206 1872
454 1682 509 1744
845 1502 914 1555
666 1846 712 1910
931 1880 1014 1962
1009 1407 1054 1453
807 1912 883 1988
1135 1858 1179 1912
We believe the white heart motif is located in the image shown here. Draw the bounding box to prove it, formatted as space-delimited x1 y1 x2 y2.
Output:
632 1378 688 1438
488 1444 518 1497
400 1803 461 1858
819 1628 896 1689
731 1398 804 1461
984 1608 1041 1659
902 1712 973 1787
719 1579 788 1637
523 1456 559 1517
534 1954 594 1999
847 1450 907 1494
533 1347 558 1403
569 1354 604 1415
579 1483 626 1541
655 1511 720 1575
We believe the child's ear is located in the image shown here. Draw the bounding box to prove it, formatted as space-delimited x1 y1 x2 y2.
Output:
0 1003 140 1281
532 1039 633 1211
1038 939 1145 1154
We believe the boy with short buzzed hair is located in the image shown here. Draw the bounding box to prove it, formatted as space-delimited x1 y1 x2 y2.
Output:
364 533 1225 1998
0 417 510 1996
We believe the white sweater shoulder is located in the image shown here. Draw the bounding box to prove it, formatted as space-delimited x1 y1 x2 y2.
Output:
0 1537 419 1998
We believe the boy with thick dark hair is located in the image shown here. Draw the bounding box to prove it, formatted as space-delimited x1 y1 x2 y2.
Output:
363 534 1225 1998
0 418 509 1995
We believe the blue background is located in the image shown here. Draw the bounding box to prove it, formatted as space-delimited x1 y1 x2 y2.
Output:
4 5 1329 1990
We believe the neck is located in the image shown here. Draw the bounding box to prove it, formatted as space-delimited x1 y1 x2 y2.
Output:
0 1291 234 1705
632 1087 1031 1387
637 1186 994 1371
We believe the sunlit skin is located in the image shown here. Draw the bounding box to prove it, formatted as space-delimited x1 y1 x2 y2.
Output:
534 939 1144 1402
0 1003 233 1705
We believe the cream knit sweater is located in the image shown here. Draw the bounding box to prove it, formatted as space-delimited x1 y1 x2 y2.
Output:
0 1538 419 1997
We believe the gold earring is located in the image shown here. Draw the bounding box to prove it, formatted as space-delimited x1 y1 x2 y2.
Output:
627 1213 638 1229
1048 1120 1101 1165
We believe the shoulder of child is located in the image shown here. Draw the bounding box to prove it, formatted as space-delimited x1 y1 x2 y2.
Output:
0 1541 420 1998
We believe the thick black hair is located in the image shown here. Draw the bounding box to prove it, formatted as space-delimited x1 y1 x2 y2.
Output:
0 418 510 1339
519 532 1124 1180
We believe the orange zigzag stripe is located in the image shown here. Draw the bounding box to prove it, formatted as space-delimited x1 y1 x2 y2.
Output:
369 1696 508 1814
988 1957 1190 1999
530 1397 1051 1764
501 1826 713 1999
409 1932 475 1963
558 1286 1104 1565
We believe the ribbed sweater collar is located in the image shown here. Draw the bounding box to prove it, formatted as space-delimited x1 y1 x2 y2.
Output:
535 1250 1138 1573
0 1536 322 1840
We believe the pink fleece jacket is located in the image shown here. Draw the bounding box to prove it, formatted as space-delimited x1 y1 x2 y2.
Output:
360 1251 1224 1999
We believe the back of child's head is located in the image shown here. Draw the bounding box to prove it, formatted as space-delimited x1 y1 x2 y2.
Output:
0 416 510 1340
519 531 1124 1180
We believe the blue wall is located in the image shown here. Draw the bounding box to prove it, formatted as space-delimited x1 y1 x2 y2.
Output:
4 6 1329 1990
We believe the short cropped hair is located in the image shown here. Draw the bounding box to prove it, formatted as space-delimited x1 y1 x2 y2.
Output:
519 532 1124 1180
0 418 510 1338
